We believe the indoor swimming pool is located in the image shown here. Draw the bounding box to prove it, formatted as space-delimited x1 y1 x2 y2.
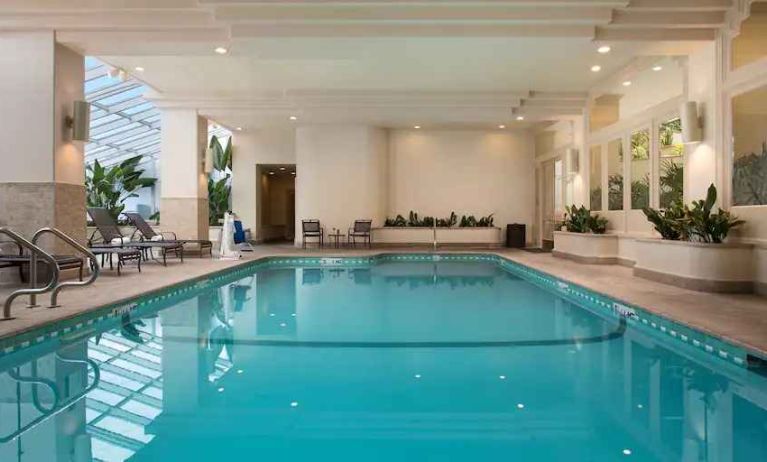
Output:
0 255 765 461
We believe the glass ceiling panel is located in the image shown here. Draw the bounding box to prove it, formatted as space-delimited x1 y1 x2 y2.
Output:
85 57 160 168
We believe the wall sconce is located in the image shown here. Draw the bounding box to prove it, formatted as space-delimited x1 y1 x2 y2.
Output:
65 101 90 141
204 147 214 173
566 148 580 175
681 101 703 144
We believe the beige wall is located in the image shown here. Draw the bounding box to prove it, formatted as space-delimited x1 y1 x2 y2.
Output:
294 125 388 243
388 129 535 235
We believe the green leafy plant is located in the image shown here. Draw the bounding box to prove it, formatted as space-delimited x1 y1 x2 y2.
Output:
590 186 602 211
562 205 607 234
86 155 157 220
407 210 434 227
384 215 407 227
732 141 767 206
459 214 494 227
643 200 687 240
608 174 624 210
631 175 650 210
208 135 232 225
684 184 744 243
436 211 458 228
643 184 744 243
659 161 684 208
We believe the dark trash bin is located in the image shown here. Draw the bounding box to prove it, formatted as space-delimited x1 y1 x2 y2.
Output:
506 224 526 248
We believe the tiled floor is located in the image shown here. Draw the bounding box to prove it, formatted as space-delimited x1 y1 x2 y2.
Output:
1 244 766 356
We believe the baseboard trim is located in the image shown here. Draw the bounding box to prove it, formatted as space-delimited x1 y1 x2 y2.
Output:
552 250 618 265
633 267 754 294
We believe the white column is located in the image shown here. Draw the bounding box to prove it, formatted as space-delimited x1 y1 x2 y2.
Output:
159 109 209 241
294 125 388 246
0 31 85 242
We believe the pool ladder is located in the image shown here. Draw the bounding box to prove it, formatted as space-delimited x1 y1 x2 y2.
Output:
1 227 100 320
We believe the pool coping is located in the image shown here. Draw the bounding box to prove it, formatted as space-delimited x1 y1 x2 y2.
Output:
0 252 765 371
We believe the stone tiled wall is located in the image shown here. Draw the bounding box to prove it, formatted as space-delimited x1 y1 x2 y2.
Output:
160 197 210 241
0 182 86 252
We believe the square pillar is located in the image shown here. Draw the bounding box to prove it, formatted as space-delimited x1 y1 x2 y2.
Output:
0 31 86 243
159 109 209 241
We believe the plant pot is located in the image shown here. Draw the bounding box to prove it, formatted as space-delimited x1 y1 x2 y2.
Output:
552 231 619 264
633 239 754 293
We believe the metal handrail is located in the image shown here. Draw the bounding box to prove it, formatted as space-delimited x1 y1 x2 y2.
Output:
0 228 59 321
0 355 100 444
31 228 100 308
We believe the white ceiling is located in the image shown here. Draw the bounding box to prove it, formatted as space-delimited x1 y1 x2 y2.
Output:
0 0 733 129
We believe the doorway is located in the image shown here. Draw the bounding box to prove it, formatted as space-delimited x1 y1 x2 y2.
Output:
256 164 296 243
538 157 564 249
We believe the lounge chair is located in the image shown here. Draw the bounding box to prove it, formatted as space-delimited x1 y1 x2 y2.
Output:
124 212 213 257
87 207 184 266
88 246 142 276
0 240 85 282
348 220 373 248
301 220 324 248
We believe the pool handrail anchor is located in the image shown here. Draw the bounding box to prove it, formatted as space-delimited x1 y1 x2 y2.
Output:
0 227 60 321
31 227 100 308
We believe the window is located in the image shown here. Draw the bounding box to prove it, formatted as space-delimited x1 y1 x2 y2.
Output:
607 138 624 211
554 159 564 213
658 118 684 208
732 84 767 206
590 145 602 211
631 129 650 209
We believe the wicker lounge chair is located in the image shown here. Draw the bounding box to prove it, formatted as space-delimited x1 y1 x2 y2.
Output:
0 240 85 282
124 212 213 257
87 208 184 266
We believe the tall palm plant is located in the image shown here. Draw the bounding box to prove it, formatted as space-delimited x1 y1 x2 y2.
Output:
85 155 157 220
208 135 233 225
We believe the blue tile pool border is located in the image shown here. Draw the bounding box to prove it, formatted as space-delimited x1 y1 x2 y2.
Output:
0 253 763 370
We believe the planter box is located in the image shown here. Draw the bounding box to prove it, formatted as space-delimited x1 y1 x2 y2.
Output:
633 239 754 293
372 227 502 247
552 231 619 264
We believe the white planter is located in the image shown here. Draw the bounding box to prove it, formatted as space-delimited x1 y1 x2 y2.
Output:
633 238 755 293
372 227 502 247
552 231 619 264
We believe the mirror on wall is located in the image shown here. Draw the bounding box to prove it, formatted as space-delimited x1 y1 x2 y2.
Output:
607 138 624 211
590 145 602 211
631 129 650 209
732 84 767 206
658 117 684 208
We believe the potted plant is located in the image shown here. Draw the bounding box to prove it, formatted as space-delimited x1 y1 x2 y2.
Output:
553 205 618 264
634 184 752 293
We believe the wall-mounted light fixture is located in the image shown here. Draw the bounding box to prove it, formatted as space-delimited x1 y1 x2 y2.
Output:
680 101 703 144
65 101 91 141
204 147 214 173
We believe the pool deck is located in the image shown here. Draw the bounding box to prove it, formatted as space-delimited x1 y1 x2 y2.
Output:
1 245 766 357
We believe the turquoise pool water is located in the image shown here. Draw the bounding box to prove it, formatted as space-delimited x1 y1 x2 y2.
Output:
0 257 765 461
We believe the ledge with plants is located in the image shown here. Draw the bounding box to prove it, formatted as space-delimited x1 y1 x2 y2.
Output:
553 205 620 264
635 184 753 293
375 210 502 246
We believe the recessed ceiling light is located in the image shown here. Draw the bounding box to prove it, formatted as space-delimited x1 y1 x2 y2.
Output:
269 171 275 175
134 66 144 72
516 116 525 121
279 167 286 171
289 115 298 121
214 46 229 55
622 80 632 87
291 172 296 175
652 66 663 72
597 45 612 54
236 127 242 131
414 125 421 129
498 124 506 129
591 65 602 73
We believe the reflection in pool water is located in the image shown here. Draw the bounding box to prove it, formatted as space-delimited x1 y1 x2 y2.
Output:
0 261 765 461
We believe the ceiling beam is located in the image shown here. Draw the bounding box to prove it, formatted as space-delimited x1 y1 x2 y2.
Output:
595 27 716 41
231 23 596 37
214 5 613 24
625 0 733 11
610 10 726 28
